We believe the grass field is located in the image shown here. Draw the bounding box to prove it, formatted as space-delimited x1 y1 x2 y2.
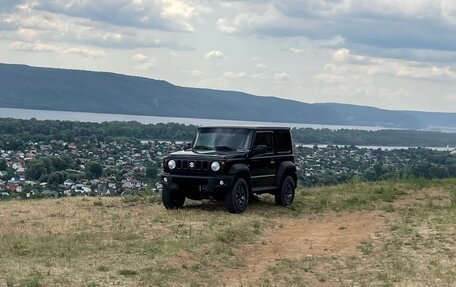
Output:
0 178 455 287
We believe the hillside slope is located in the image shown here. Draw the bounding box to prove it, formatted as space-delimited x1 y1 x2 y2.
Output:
0 63 345 125
1 179 455 286
1 63 455 129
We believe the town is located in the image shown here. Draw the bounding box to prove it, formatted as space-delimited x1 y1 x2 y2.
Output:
1 137 455 199
0 138 171 198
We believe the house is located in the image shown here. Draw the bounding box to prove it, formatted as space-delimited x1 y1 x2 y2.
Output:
7 182 16 192
63 189 76 196
16 167 26 176
98 183 117 196
64 179 74 188
12 162 24 170
121 180 133 190
25 180 38 186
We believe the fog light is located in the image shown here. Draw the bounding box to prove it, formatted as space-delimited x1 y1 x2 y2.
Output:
163 177 168 184
219 180 224 186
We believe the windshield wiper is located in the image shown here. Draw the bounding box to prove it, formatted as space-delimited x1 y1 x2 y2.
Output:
215 146 236 151
193 145 212 150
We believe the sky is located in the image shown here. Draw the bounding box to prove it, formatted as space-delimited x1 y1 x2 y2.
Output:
0 0 455 113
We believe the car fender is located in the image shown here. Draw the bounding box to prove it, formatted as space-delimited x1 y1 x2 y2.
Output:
275 161 297 188
228 163 251 185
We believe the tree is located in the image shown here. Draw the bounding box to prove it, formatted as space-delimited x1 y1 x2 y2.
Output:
146 163 158 180
0 159 7 171
26 161 48 181
48 171 68 185
85 162 103 178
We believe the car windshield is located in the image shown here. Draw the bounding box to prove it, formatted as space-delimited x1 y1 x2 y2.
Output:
193 128 252 151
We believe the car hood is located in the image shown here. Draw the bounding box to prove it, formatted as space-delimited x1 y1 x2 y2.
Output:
166 149 247 160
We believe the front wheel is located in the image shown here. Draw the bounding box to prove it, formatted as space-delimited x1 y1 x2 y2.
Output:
275 176 295 206
225 178 249 214
162 186 185 209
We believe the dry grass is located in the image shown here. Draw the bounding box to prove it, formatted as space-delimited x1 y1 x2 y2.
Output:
0 195 276 287
0 178 455 287
257 179 456 287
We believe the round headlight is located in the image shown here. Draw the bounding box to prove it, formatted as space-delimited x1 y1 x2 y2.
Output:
168 159 176 170
211 161 220 172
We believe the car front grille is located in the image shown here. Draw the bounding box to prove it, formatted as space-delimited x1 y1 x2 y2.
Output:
175 159 210 172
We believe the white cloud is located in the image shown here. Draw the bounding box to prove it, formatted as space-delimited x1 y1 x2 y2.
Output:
217 18 237 34
102 33 123 42
159 0 201 32
328 48 456 80
133 53 148 63
273 72 291 81
252 73 266 79
313 73 347 84
134 62 156 70
311 47 455 110
34 0 205 32
185 69 204 78
223 71 246 79
289 48 305 54
216 0 456 51
256 63 266 69
9 41 58 52
205 50 224 60
132 53 156 70
63 47 105 58
333 48 350 62
2 5 187 50
332 48 370 64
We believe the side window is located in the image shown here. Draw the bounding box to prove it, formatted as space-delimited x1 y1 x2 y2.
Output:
275 131 292 153
254 132 274 154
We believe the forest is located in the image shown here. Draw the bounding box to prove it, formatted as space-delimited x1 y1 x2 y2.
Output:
0 118 455 149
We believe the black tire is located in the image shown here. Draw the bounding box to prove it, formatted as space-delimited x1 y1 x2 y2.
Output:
162 186 185 209
225 178 249 214
275 176 295 206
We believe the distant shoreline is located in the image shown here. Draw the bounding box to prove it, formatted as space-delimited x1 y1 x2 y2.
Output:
0 107 386 131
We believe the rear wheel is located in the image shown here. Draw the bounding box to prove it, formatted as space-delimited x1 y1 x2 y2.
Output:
162 186 185 209
275 176 295 206
225 178 249 213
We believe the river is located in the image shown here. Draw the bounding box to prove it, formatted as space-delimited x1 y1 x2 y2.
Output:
0 107 453 151
0 107 385 130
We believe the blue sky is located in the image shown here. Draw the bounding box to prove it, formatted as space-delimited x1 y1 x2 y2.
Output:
0 0 455 112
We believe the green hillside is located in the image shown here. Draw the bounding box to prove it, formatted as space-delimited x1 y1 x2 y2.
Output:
1 63 456 129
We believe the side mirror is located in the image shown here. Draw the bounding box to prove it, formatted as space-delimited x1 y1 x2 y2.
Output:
183 142 192 150
253 145 268 155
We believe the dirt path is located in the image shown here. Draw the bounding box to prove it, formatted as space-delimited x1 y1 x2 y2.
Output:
394 188 451 208
222 211 395 287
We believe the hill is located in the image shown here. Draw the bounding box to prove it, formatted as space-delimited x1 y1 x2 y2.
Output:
1 63 455 129
1 179 455 286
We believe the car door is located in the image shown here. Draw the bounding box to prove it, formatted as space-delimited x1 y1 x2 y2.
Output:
250 131 276 187
273 129 293 173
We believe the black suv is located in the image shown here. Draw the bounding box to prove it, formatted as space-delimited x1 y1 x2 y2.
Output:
161 126 297 213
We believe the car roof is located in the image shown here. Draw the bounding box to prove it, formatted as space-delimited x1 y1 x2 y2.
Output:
198 126 290 131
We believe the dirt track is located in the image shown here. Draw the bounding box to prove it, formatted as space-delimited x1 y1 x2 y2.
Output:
221 188 451 286
222 211 396 286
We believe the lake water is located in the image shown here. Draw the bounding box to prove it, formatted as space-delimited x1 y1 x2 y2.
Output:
0 107 385 131
297 144 454 152
0 107 454 151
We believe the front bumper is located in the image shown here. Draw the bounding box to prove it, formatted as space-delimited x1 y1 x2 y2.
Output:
161 173 234 196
